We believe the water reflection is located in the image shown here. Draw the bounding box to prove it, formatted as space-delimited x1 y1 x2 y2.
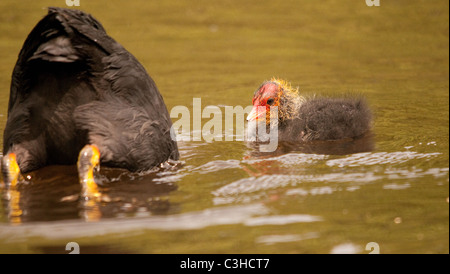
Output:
5 183 23 224
330 243 362 254
239 132 375 177
245 132 375 159
82 198 102 222
255 232 320 245
1 164 180 223
0 204 271 240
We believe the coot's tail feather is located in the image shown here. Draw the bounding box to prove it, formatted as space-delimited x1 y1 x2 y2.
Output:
9 7 108 113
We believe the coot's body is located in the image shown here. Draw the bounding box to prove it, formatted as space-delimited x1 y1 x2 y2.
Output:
3 7 179 174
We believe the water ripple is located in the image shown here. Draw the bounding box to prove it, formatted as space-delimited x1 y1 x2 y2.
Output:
212 166 449 205
330 243 362 254
255 232 320 245
192 160 242 174
212 173 382 198
245 214 323 226
326 151 442 167
243 153 328 166
0 204 268 240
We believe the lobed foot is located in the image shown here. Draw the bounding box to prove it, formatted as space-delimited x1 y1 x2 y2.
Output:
77 144 101 199
1 153 22 188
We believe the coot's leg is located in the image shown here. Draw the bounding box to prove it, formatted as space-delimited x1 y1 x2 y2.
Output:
1 140 43 187
1 153 23 223
1 153 22 187
77 144 101 199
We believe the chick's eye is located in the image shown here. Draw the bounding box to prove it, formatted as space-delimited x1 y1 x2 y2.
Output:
266 98 275 105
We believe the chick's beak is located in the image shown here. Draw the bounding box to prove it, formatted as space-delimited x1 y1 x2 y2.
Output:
247 106 266 121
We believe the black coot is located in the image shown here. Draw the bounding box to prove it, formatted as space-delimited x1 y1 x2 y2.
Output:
2 7 179 185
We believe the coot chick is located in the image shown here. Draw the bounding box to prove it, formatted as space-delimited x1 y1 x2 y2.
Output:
247 78 372 142
1 7 179 187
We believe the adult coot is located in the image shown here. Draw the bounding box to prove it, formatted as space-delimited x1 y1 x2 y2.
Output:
1 7 179 187
247 78 372 141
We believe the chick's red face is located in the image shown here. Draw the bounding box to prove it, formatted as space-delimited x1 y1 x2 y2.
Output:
252 83 279 106
247 83 281 122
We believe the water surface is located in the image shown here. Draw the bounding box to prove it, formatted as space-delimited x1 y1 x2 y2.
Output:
0 0 448 254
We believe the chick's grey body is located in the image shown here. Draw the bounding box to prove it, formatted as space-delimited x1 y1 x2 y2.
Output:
3 7 179 173
278 97 372 141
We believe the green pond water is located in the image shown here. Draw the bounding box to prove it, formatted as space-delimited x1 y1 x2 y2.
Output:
0 0 448 254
